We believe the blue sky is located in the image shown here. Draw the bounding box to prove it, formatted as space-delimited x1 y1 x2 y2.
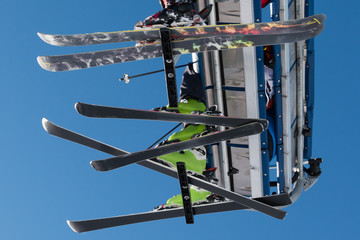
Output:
0 0 358 239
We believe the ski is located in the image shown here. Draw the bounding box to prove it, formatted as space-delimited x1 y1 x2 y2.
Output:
90 121 265 171
42 118 286 219
37 15 325 72
68 193 292 233
75 102 267 127
38 14 325 46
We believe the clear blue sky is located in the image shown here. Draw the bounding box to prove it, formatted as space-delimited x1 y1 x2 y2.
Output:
0 1 358 239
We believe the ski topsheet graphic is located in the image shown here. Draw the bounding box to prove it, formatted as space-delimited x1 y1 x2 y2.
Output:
38 14 325 46
42 118 287 219
37 14 325 72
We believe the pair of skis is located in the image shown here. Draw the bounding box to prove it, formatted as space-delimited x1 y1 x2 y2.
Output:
42 103 288 232
75 103 267 172
37 14 325 72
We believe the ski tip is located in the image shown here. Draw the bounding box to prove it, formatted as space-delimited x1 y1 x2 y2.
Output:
313 13 326 23
42 118 51 132
74 102 81 114
37 56 55 72
37 32 63 46
37 32 49 43
67 220 81 233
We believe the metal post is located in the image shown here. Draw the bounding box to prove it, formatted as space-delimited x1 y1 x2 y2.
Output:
208 0 231 191
176 162 194 224
160 28 178 108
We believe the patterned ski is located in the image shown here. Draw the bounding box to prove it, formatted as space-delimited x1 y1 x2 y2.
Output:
42 118 286 219
38 14 325 46
37 15 325 72
75 102 267 127
68 194 292 232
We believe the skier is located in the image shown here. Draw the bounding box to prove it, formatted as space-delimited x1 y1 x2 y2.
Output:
153 62 219 210
135 0 212 29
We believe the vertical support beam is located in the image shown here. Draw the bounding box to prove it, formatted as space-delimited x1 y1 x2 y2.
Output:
208 0 231 191
176 162 194 224
271 1 285 194
304 0 315 159
296 0 305 183
279 0 293 193
160 28 178 108
240 0 263 198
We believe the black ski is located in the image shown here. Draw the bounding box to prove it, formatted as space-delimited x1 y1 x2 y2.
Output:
75 102 266 127
91 122 264 171
68 194 292 233
42 118 287 219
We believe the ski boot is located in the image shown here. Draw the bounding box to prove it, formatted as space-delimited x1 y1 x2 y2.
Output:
154 185 212 210
157 145 207 174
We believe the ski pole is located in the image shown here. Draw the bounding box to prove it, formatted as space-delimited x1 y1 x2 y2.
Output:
120 62 197 83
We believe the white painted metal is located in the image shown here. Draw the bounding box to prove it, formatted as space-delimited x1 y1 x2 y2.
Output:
240 0 263 198
208 0 231 190
279 0 294 193
295 0 306 186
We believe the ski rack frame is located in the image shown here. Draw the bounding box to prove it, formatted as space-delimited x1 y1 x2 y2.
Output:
176 162 194 224
160 28 178 108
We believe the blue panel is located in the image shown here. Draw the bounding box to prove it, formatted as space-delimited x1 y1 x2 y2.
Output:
270 3 285 193
261 149 270 195
222 86 245 92
227 143 249 149
271 0 280 21
304 0 315 159
276 145 285 193
254 0 271 196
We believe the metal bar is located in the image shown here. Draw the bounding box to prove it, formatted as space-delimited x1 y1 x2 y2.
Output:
160 28 178 108
295 0 305 185
176 162 194 224
271 1 285 193
208 0 231 191
279 0 292 193
240 0 264 198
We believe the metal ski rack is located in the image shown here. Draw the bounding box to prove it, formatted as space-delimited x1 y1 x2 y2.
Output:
176 162 194 224
160 28 178 108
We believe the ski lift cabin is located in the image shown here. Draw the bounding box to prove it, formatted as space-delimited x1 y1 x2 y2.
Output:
194 0 321 202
